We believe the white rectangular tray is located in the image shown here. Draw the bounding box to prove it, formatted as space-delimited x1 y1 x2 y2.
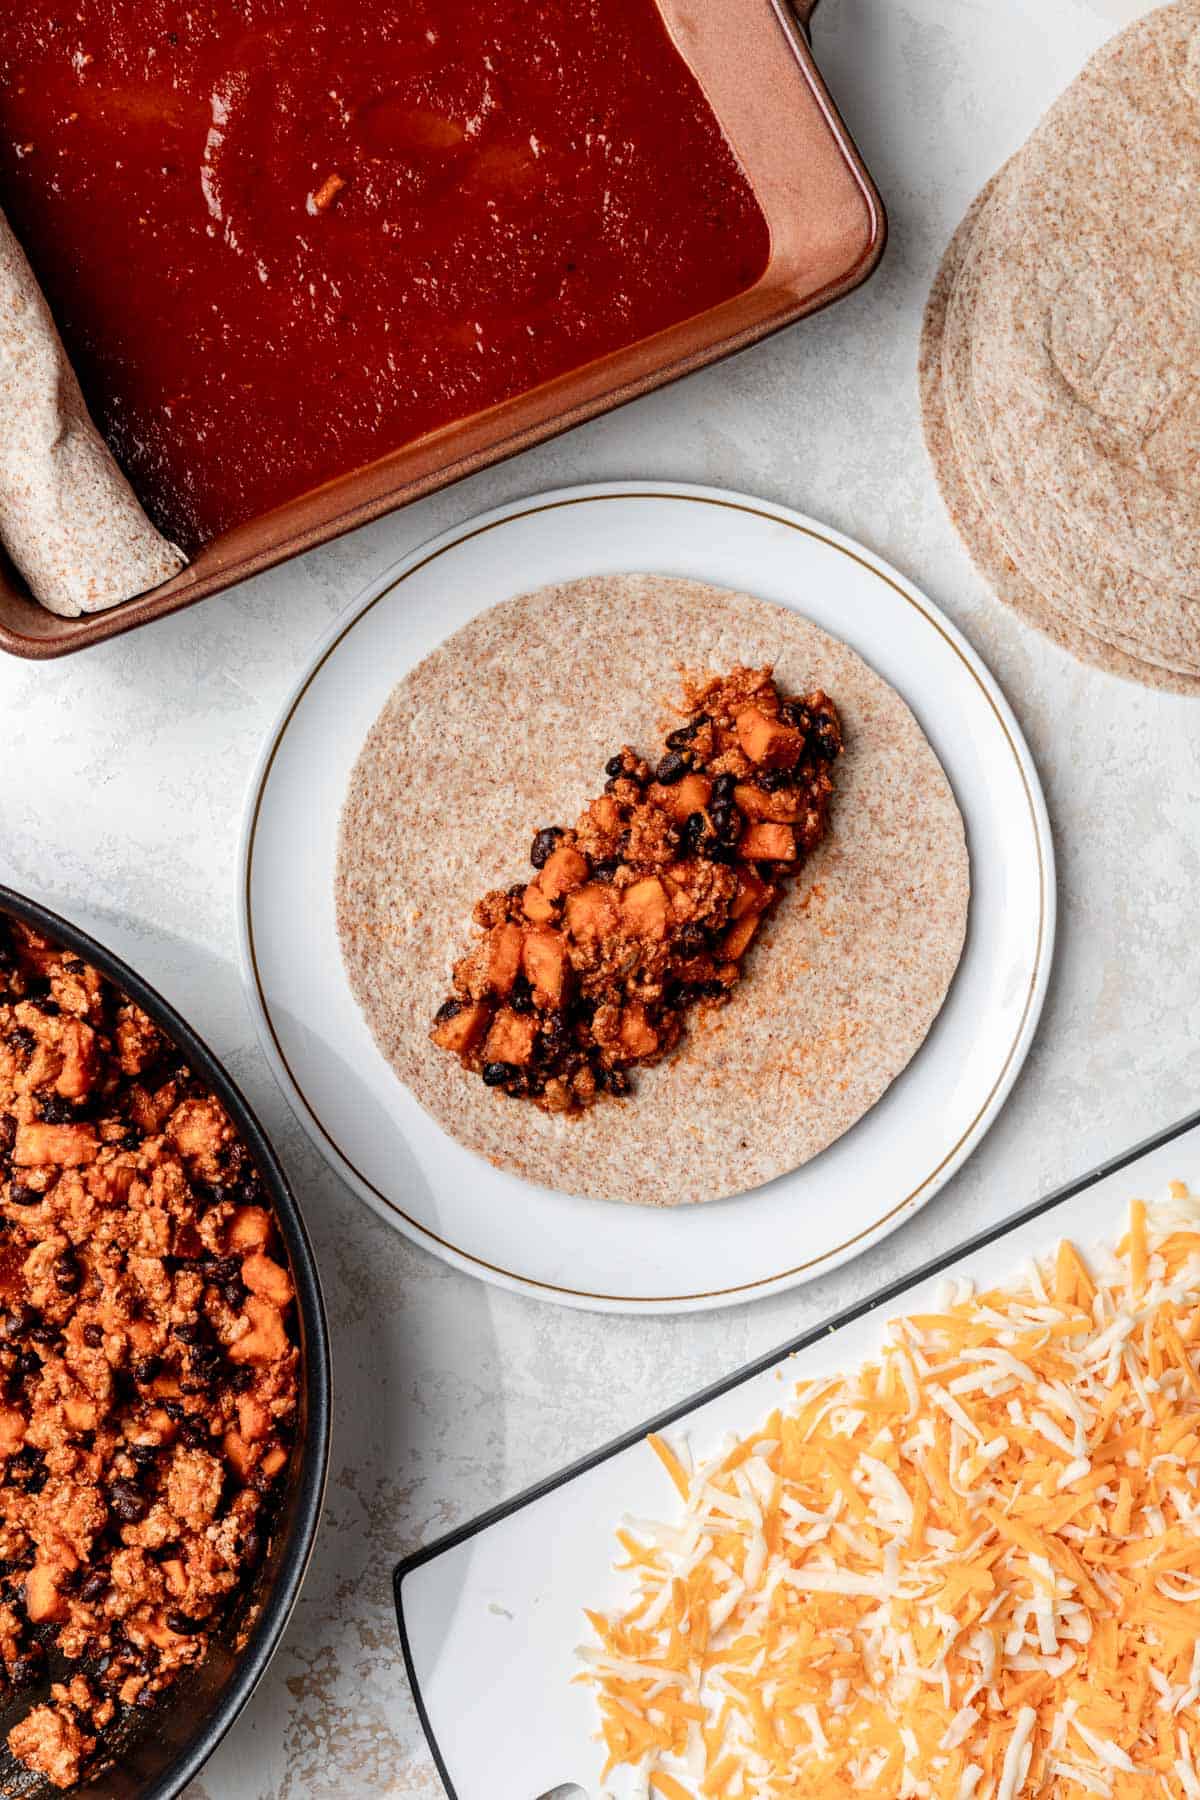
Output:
395 1111 1200 1800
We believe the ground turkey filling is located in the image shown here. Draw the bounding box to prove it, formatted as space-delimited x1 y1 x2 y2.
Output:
431 666 842 1112
0 918 299 1790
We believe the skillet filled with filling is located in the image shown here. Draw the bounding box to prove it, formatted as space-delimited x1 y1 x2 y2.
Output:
0 917 298 1790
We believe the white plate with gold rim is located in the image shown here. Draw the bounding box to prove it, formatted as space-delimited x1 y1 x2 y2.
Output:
237 482 1054 1314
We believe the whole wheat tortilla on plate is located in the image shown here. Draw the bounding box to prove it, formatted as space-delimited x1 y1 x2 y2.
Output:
336 575 969 1207
920 179 1200 696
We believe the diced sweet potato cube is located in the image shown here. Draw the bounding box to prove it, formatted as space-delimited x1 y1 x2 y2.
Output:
482 1008 537 1067
738 822 796 862
723 913 761 960
485 922 523 997
649 771 712 823
522 882 556 925
522 930 568 1008
56 1019 99 1099
229 1296 289 1366
622 877 668 939
590 794 621 834
144 1614 181 1649
26 1561 66 1624
63 1396 97 1433
565 884 620 942
734 782 799 823
538 844 589 901
13 1122 97 1168
260 1444 288 1478
736 707 803 769
222 1429 255 1483
237 1394 272 1443
618 1002 659 1059
242 1252 294 1309
228 1206 273 1254
430 999 491 1056
731 868 772 921
0 1407 26 1456
162 1558 187 1597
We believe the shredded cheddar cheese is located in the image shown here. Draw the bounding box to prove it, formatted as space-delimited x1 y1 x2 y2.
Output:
579 1188 1200 1800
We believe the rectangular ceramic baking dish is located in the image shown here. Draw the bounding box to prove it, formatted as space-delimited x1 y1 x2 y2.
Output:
0 0 883 660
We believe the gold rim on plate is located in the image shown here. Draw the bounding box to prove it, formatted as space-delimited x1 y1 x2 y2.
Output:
244 489 1050 1306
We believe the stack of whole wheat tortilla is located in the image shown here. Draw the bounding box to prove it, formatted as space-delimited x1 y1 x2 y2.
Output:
920 1 1200 692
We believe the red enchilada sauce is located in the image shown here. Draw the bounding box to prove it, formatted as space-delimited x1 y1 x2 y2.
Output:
0 4 770 552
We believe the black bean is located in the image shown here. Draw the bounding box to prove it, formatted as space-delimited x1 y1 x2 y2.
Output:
172 1321 204 1346
503 1071 530 1098
710 772 737 803
780 701 813 732
537 1017 570 1062
221 1281 244 1311
604 755 625 778
813 728 840 761
679 813 707 857
132 1355 160 1386
676 921 709 953
10 1647 44 1689
27 1323 57 1346
230 1366 255 1393
481 1062 512 1088
80 1571 108 1603
38 1094 77 1125
55 1252 81 1293
665 716 705 749
242 1527 264 1570
7 1183 41 1207
13 1349 42 1384
654 751 689 785
0 1118 14 1158
529 827 563 869
203 1255 241 1285
179 1418 209 1448
7 1027 35 1058
591 860 620 884
108 1478 148 1523
433 998 463 1024
166 1610 206 1636
129 1443 159 1469
508 976 534 1015
83 1323 104 1348
29 997 58 1016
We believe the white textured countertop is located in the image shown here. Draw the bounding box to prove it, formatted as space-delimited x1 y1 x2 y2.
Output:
1 0 1192 1793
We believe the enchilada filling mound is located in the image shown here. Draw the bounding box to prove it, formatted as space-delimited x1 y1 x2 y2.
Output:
430 666 842 1113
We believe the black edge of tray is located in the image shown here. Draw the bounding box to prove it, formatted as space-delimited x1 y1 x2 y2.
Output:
394 1105 1200 1800
0 883 332 1799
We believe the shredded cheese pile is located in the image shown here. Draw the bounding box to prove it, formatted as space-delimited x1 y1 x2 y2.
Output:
579 1188 1200 1800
